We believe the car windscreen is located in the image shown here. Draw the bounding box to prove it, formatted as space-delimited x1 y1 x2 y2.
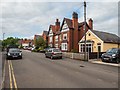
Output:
53 49 61 52
106 49 118 54
9 48 20 52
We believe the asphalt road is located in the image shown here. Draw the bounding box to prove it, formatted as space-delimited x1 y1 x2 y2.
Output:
3 50 119 88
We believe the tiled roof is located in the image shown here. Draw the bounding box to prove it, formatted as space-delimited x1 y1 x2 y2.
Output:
64 18 73 29
61 18 90 30
92 30 120 44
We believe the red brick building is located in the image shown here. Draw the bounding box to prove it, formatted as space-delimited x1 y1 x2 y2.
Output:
48 19 60 48
42 31 48 46
47 12 93 52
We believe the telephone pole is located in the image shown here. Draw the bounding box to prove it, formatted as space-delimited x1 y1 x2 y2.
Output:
84 1 87 61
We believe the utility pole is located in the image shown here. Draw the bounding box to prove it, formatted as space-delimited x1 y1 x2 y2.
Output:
84 1 87 61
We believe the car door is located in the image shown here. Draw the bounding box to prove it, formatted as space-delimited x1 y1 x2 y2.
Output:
118 49 120 60
49 49 52 57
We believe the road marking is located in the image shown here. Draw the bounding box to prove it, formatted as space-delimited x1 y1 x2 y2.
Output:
10 60 18 89
8 60 18 90
8 60 13 89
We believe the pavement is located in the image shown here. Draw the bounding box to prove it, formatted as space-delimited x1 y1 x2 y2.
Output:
0 52 2 89
89 59 119 67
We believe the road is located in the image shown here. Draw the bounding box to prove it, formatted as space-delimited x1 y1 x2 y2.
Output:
3 50 119 88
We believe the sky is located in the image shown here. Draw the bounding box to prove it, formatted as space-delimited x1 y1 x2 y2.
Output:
0 0 119 40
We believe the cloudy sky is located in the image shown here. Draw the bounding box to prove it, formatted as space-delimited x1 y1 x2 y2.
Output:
0 0 119 40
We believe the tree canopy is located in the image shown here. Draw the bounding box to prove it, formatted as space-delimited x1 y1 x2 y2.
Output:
35 37 46 48
2 37 20 48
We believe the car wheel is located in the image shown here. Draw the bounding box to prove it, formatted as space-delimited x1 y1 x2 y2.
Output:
60 56 62 59
6 57 9 60
101 59 105 62
116 59 119 64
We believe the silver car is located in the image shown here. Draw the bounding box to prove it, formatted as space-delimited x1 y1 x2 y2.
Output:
45 48 62 59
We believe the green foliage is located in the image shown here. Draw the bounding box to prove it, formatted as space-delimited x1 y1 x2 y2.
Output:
2 37 20 48
35 37 46 49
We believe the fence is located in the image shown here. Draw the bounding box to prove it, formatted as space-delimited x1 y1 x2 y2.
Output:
62 52 105 60
62 52 88 61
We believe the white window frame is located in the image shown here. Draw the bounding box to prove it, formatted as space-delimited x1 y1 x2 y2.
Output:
49 44 52 47
55 44 58 48
61 43 67 51
80 43 93 53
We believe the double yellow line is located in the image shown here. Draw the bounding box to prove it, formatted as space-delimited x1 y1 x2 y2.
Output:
8 60 18 90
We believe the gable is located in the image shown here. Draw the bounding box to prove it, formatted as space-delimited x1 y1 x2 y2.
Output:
80 30 103 43
49 27 53 36
61 20 69 32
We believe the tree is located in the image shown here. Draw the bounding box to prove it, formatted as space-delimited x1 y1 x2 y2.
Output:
2 37 20 48
35 37 46 48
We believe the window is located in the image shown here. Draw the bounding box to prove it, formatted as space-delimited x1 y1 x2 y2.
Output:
55 44 58 48
49 36 52 42
80 43 93 53
55 35 58 42
49 44 52 47
88 33 91 36
63 33 67 40
61 43 67 51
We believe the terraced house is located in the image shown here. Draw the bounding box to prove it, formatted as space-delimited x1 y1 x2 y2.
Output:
48 12 93 52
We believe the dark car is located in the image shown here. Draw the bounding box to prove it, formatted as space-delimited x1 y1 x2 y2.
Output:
6 48 22 59
101 48 120 63
45 48 62 59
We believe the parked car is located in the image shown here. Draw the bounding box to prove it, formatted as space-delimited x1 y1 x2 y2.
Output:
101 48 120 63
45 48 62 59
6 48 22 59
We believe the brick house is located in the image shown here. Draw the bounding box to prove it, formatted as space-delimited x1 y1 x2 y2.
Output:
47 12 93 52
42 31 48 46
19 39 34 48
60 12 93 52
48 19 60 48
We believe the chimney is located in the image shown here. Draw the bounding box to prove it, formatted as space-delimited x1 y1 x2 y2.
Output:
55 19 60 31
72 12 79 52
88 18 93 30
72 12 78 29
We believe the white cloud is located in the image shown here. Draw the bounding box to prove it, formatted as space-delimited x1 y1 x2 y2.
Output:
0 1 119 40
